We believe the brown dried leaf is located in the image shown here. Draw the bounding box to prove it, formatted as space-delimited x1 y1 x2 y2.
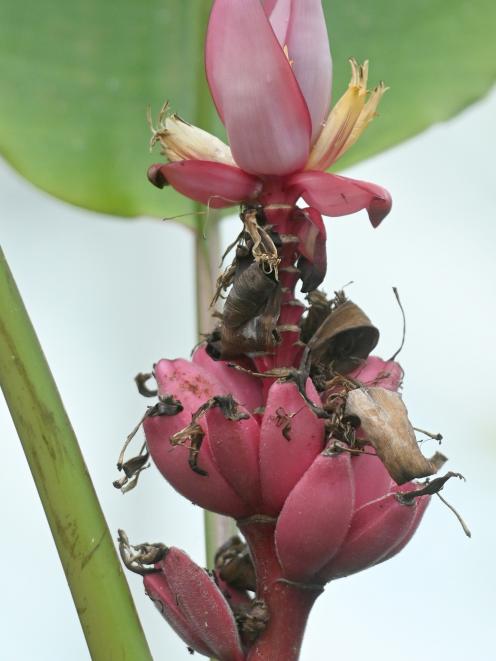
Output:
223 262 278 329
345 387 447 484
306 299 379 374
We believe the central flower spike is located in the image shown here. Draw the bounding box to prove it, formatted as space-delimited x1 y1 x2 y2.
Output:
148 0 392 228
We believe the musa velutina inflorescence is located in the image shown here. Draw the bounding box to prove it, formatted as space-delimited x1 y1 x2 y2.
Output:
116 2 463 659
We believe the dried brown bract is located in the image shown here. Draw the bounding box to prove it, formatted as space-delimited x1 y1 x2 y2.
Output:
214 535 256 592
345 387 447 484
306 298 379 375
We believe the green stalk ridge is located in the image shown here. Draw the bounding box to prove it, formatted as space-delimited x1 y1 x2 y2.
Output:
0 247 152 661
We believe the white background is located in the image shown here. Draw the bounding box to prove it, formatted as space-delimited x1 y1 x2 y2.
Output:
1 88 495 660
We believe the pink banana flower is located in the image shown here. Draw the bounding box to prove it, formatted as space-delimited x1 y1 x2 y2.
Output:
116 2 456 659
148 0 391 229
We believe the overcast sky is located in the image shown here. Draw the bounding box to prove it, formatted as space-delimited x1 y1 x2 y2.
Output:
1 87 495 661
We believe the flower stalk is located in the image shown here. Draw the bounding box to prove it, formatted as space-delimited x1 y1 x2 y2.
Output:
239 518 322 661
0 247 152 660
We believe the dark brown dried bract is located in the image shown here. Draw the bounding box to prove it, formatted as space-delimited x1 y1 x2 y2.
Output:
213 395 250 421
236 599 270 645
297 247 327 292
149 395 184 417
223 261 278 328
306 299 379 374
135 372 158 397
221 262 282 355
214 535 256 592
147 163 169 189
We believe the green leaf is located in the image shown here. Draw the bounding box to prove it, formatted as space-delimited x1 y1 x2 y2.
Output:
326 0 496 170
0 0 494 224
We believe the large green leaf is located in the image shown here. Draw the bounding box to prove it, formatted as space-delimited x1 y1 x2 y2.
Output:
0 0 494 226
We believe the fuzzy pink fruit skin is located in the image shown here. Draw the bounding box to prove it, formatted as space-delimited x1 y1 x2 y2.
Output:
144 358 251 517
160 548 245 661
192 345 263 413
205 405 263 511
351 450 394 510
144 571 214 657
318 491 419 582
275 451 354 582
259 379 326 515
145 412 251 518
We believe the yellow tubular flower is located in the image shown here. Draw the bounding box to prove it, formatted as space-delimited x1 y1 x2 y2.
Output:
333 81 389 162
305 58 369 171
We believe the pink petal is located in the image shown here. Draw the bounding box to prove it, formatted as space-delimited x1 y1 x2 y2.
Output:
205 405 262 511
154 161 262 208
347 356 404 391
144 411 250 518
192 345 263 413
275 451 354 582
205 0 311 175
287 170 392 227
286 0 332 142
259 379 326 515
351 451 394 510
263 0 292 45
319 493 418 582
162 548 245 661
144 571 214 657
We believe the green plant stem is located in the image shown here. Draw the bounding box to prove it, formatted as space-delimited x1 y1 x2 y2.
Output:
0 247 152 661
193 0 236 575
194 224 237 571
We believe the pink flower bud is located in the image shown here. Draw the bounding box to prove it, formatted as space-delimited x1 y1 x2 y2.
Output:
275 450 354 582
146 547 245 661
259 379 326 515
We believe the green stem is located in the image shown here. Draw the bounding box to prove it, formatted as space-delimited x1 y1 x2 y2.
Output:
193 0 236 574
194 224 236 570
0 247 152 661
